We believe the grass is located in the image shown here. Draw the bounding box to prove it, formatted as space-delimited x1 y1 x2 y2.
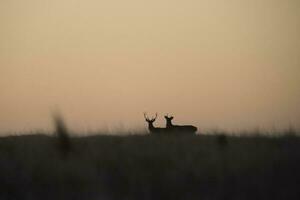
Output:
0 132 300 200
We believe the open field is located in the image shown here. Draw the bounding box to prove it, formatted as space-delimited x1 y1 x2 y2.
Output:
0 132 300 200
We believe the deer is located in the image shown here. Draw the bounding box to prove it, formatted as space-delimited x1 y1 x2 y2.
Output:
144 113 167 134
165 114 197 134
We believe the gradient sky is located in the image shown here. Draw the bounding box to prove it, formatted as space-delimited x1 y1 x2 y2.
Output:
1 0 300 134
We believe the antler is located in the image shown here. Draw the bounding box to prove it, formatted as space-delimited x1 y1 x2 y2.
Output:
144 112 149 121
144 112 158 122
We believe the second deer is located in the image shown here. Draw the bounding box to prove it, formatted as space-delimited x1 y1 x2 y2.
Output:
165 115 197 134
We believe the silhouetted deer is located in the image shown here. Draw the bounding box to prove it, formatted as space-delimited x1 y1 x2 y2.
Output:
165 115 197 134
144 113 167 134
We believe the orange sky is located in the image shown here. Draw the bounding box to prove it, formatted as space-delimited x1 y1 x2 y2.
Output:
1 0 300 134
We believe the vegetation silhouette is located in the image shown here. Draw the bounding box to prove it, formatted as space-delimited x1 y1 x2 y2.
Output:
165 114 197 134
0 115 299 199
53 113 72 157
0 131 300 200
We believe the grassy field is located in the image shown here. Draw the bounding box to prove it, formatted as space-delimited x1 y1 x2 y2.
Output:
0 131 300 200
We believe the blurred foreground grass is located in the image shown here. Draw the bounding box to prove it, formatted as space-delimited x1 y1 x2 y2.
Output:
0 132 300 200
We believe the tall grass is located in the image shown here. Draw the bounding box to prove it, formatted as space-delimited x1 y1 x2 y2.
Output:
0 131 300 200
53 114 71 157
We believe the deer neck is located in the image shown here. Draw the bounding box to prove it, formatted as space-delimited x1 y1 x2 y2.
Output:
148 123 155 130
166 120 173 128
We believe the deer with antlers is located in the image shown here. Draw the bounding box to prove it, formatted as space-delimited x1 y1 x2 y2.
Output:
165 114 197 134
144 113 167 134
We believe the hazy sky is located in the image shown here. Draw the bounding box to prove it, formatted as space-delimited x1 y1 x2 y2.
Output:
1 0 300 134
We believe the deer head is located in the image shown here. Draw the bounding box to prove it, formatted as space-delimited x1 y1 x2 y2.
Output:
165 114 174 127
144 112 157 124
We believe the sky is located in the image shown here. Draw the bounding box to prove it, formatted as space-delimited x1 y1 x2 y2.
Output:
1 0 300 134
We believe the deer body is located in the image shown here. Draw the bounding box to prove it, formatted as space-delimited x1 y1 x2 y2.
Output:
165 115 197 134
